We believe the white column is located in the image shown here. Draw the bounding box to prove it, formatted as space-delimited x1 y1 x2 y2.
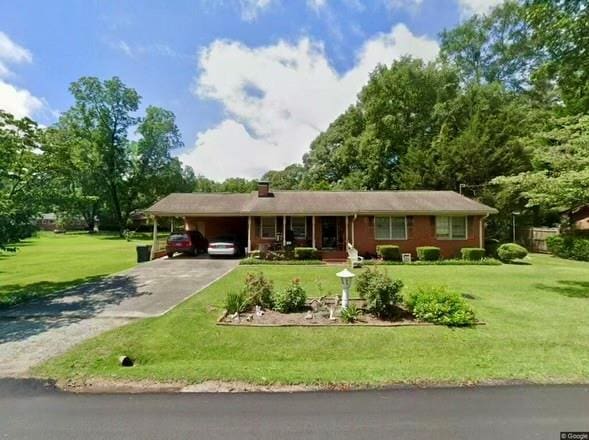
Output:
283 215 287 247
150 216 158 260
351 215 355 247
345 215 349 246
247 216 252 254
312 216 316 248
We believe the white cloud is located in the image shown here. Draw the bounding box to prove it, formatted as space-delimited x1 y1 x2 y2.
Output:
239 0 275 21
386 0 423 10
307 0 327 12
457 0 504 15
181 24 439 180
0 31 44 118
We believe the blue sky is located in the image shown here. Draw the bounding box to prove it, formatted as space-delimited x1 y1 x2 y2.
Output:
0 0 501 180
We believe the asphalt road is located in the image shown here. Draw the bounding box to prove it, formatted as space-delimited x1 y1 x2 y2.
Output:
1 380 588 439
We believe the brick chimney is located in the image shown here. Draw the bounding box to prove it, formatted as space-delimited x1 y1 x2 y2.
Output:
257 181 271 197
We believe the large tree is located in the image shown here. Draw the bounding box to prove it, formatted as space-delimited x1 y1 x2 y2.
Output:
0 111 46 249
493 114 589 216
61 76 140 233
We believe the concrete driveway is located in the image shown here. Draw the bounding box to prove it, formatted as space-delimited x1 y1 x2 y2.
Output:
0 257 238 377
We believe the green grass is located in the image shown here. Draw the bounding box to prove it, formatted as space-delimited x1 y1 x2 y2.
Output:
37 254 589 386
0 231 155 307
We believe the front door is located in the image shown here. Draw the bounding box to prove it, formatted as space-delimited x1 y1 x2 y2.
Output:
321 217 338 249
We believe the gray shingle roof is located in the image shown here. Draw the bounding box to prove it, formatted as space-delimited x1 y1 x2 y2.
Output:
145 191 497 216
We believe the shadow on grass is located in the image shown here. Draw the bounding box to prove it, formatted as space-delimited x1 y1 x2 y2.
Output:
0 274 151 344
534 280 589 298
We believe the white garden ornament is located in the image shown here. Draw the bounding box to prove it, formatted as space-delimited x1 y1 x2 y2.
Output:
336 268 355 309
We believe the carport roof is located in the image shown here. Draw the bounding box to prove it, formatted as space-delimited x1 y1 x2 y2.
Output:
145 191 497 216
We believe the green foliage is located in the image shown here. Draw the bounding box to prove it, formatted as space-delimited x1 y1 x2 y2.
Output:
239 258 324 265
340 303 361 323
364 258 501 266
416 246 441 261
376 245 401 261
243 272 274 309
461 248 486 261
0 111 47 250
493 115 589 215
405 286 476 326
547 235 589 262
272 278 307 313
294 247 319 260
356 267 404 318
224 291 249 315
497 243 528 262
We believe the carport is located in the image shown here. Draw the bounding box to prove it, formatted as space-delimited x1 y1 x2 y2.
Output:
146 193 253 259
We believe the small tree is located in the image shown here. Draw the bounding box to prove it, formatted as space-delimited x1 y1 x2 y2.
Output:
356 267 404 318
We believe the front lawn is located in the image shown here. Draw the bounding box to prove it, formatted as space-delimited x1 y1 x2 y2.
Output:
0 231 154 307
37 254 589 386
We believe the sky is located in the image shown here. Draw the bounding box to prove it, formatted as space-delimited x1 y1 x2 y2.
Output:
0 0 502 180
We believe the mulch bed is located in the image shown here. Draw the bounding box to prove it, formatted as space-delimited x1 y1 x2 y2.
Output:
217 299 434 327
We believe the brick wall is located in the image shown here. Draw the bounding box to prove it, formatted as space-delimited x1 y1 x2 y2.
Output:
352 215 483 259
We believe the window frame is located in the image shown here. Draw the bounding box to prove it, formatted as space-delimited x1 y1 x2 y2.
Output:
290 216 307 239
260 216 277 239
436 215 468 240
374 216 407 240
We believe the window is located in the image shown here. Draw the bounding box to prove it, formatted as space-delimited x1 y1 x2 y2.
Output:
260 217 276 239
374 216 407 240
436 216 467 240
290 216 306 239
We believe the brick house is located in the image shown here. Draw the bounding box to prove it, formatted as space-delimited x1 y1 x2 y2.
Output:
146 182 497 259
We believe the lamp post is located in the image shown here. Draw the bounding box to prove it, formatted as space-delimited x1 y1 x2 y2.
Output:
336 268 355 309
512 211 521 243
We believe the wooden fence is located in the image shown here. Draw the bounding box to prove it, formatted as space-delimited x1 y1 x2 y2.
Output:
519 227 560 253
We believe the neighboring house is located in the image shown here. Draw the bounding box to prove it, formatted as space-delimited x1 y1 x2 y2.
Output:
145 182 497 259
38 213 58 231
564 205 589 231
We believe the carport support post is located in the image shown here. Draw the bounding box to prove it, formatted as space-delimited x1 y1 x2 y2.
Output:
312 216 316 249
283 216 286 247
150 216 158 260
247 216 252 255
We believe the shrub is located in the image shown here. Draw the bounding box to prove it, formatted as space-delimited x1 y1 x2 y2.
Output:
273 278 307 313
416 246 441 261
405 286 476 326
340 303 361 323
497 243 528 262
548 235 589 262
356 267 404 318
243 272 274 308
376 245 401 261
294 247 319 260
461 247 486 261
224 291 249 315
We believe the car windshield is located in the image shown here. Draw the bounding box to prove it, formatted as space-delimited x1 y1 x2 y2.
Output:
169 234 188 241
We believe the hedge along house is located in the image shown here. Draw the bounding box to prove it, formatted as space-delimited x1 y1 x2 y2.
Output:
145 181 498 260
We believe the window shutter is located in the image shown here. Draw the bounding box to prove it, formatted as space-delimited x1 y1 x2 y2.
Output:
406 216 414 239
468 216 475 239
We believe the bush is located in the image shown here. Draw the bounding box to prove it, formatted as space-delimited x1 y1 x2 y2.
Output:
547 235 589 261
405 286 476 326
273 278 307 313
461 247 486 261
340 303 361 323
497 243 528 262
376 245 401 261
243 272 274 308
294 247 319 260
416 246 441 261
356 267 404 318
224 291 249 315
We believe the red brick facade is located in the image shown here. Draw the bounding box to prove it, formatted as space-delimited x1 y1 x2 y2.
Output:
184 214 485 259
